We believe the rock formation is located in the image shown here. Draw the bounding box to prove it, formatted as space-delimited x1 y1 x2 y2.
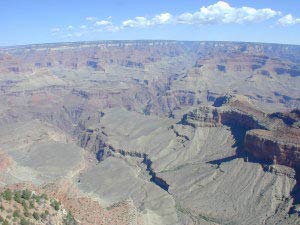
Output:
0 41 299 224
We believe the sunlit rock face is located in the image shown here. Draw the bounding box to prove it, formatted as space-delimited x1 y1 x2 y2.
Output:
0 40 300 225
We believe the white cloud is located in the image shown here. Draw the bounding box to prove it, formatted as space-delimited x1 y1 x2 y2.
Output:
104 25 120 32
278 14 300 26
177 1 280 25
86 16 98 21
51 1 289 38
152 13 172 25
94 20 112 26
122 12 172 28
121 2 279 28
122 17 151 28
79 25 87 29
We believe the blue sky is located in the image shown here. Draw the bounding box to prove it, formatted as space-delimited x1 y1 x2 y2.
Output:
0 0 300 46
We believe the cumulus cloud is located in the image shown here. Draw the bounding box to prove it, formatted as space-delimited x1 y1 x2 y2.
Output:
177 1 280 25
122 12 172 28
121 2 279 28
152 13 172 25
278 14 300 26
94 20 112 26
51 1 290 38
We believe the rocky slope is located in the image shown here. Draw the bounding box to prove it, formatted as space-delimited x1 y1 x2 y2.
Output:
0 40 299 224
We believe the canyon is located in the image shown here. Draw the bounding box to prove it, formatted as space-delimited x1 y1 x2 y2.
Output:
0 40 299 224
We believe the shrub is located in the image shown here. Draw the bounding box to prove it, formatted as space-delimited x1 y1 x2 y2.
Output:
2 188 12 201
35 196 41 204
63 212 77 225
14 190 22 203
22 200 28 210
20 217 30 225
2 220 9 225
22 189 31 200
51 199 60 211
29 200 35 209
33 211 39 220
40 212 46 220
13 209 20 218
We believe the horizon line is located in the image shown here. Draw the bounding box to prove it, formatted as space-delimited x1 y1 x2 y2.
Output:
1 39 300 49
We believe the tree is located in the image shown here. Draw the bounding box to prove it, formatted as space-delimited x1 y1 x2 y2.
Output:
22 200 28 210
2 188 12 201
51 199 60 211
22 189 31 200
14 190 22 203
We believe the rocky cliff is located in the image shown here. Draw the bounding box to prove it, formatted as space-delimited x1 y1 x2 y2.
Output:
181 95 300 169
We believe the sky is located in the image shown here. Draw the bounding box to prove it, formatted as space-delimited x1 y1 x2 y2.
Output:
0 0 300 46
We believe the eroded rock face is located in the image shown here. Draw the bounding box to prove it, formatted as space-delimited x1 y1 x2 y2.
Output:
0 41 300 224
181 95 300 170
244 128 300 168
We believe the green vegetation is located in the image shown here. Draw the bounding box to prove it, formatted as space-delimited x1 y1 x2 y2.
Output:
20 217 30 225
2 189 12 201
21 189 31 200
29 200 34 209
13 190 22 203
32 211 39 220
40 212 47 220
0 187 75 225
51 199 61 211
12 209 20 218
22 199 27 208
63 212 77 225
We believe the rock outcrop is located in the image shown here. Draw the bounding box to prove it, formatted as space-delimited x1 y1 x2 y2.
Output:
244 129 300 168
181 95 300 169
